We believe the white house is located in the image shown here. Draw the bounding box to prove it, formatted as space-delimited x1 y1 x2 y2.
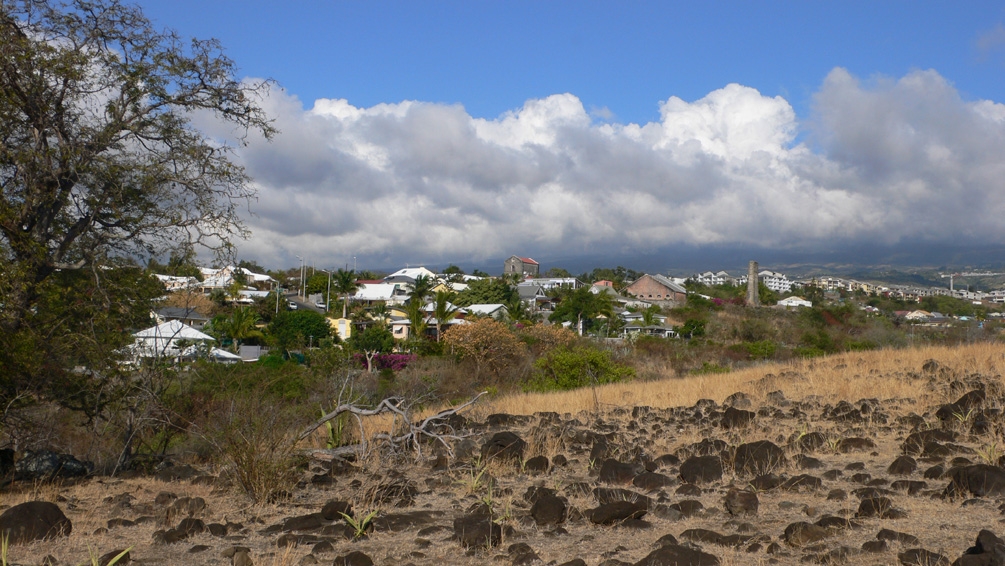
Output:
777 296 812 308
199 266 275 291
130 320 215 359
353 282 408 305
154 274 199 291
384 267 437 285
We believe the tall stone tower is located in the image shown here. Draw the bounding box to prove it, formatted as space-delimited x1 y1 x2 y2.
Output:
746 261 760 307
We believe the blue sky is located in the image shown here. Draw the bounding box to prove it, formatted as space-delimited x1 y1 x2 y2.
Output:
138 1 1004 124
133 1 1005 273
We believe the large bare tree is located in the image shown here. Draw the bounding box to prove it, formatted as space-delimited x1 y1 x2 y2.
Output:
0 0 273 401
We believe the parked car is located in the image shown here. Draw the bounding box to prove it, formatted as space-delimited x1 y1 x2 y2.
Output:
315 301 326 309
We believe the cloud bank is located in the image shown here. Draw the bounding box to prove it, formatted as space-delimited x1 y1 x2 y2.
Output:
219 68 1005 270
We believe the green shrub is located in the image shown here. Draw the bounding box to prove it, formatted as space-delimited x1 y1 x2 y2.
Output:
677 319 706 338
845 339 877 351
526 346 634 392
745 340 777 360
691 361 730 375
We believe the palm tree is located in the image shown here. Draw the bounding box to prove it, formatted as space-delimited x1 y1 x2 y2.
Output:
369 302 390 327
640 305 662 327
215 306 264 353
432 289 458 342
408 274 435 305
332 268 359 318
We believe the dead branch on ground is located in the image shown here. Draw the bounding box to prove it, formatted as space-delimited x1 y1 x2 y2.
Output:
299 391 487 461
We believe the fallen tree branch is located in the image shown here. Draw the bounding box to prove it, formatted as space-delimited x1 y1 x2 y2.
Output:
298 391 487 461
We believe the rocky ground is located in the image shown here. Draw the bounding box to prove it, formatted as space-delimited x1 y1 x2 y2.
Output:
6 358 1005 565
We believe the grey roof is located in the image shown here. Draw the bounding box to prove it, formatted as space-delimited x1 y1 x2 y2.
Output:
156 307 209 321
649 274 688 294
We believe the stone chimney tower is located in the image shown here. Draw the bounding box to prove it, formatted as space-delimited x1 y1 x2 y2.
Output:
746 261 760 307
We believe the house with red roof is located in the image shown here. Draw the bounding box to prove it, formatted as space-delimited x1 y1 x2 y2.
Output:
504 255 540 278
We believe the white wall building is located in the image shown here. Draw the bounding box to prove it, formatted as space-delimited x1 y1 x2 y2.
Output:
759 270 793 293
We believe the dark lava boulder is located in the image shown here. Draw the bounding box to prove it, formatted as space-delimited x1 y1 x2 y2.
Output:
723 488 758 516
588 501 647 525
633 544 720 566
530 494 567 526
954 529 1005 566
732 441 786 476
944 465 1005 498
721 406 755 429
453 513 501 548
888 455 918 476
523 455 550 475
899 548 949 566
598 459 642 485
480 431 526 463
783 522 831 547
856 497 907 519
0 501 72 544
332 551 374 566
679 455 723 485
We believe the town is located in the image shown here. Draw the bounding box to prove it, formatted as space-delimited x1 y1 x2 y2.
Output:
141 254 1005 364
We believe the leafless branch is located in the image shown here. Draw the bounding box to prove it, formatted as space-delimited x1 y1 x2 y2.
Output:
298 391 487 461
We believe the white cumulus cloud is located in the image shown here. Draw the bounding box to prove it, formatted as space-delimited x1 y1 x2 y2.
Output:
215 68 1005 270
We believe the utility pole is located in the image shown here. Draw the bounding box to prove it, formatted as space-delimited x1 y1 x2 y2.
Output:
296 255 305 299
326 268 332 313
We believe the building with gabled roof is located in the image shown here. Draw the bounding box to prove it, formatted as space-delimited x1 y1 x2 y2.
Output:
625 274 687 305
504 256 540 278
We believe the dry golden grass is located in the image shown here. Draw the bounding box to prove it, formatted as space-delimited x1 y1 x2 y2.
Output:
469 342 1005 418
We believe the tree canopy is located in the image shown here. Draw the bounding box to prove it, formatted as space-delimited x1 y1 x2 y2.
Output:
0 0 273 404
269 310 331 351
455 277 517 307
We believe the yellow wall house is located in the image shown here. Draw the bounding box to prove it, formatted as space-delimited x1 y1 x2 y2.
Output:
327 317 353 342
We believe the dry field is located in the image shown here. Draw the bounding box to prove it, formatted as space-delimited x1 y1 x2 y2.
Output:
4 341 1005 566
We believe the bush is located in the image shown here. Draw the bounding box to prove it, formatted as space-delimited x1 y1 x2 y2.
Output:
443 318 525 381
211 394 307 502
744 340 777 360
677 319 706 338
691 361 730 375
526 346 635 392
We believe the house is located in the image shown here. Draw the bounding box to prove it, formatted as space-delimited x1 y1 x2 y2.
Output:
198 266 275 292
154 307 210 329
353 282 408 306
384 267 437 285
777 296 812 308
463 304 509 320
625 274 687 305
692 271 734 286
621 311 668 325
327 317 353 342
130 320 216 359
504 256 540 278
519 277 582 290
518 284 550 312
758 270 793 293
622 324 678 338
153 274 199 291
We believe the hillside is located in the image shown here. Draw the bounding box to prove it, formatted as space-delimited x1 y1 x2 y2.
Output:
6 342 1005 566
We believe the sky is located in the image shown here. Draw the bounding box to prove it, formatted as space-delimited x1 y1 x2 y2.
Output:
133 1 1005 274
